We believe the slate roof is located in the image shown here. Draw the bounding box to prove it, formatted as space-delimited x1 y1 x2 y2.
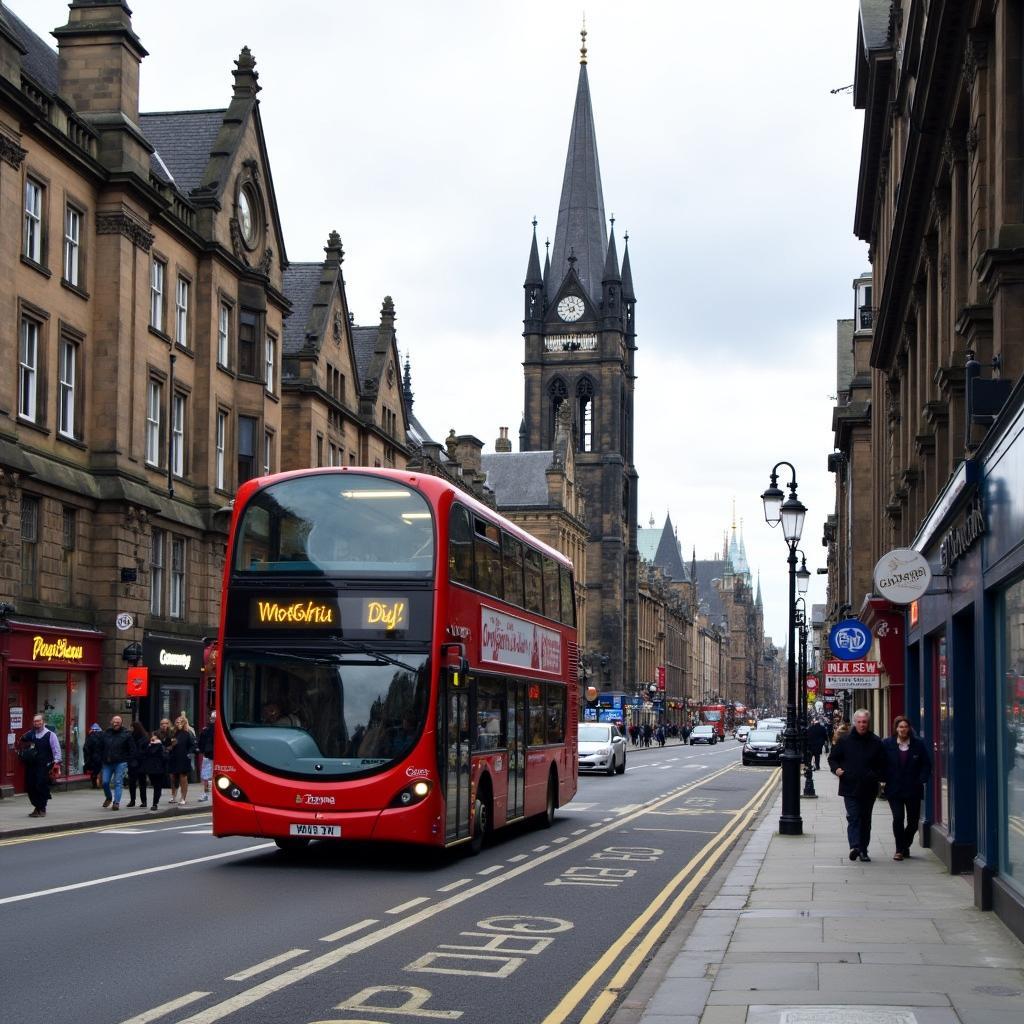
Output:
2 4 59 93
351 326 379 384
860 0 893 52
406 412 437 448
653 513 690 582
481 452 553 507
692 559 730 626
137 110 225 192
281 263 324 356
549 63 608 305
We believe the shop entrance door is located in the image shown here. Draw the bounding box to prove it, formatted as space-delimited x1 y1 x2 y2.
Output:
3 674 31 794
441 671 471 844
158 684 195 727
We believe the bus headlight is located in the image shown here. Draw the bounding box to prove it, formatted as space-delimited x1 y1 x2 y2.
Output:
215 774 249 802
389 779 433 808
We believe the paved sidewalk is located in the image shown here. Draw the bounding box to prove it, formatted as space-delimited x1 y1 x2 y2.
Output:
0 783 210 838
625 772 1024 1024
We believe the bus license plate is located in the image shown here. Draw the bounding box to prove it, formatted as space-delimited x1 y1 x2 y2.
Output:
289 823 340 838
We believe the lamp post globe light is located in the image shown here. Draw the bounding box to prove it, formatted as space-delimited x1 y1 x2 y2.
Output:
761 461 806 836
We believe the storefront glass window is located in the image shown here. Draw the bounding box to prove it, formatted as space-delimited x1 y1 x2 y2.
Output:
933 635 950 827
35 672 89 776
998 578 1024 897
67 674 87 775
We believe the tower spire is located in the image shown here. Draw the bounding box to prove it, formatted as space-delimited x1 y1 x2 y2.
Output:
580 14 587 64
524 217 544 323
549 25 607 304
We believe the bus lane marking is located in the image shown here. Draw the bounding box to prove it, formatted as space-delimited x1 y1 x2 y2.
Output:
316 985 462 1020
319 919 378 943
543 768 780 1024
117 991 210 1024
387 897 431 915
0 843 275 906
226 949 309 981
476 865 503 875
0 814 213 847
507 854 528 862
171 761 740 1024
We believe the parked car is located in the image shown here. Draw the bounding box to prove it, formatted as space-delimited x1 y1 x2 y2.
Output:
578 722 627 775
742 729 783 766
734 725 750 742
689 725 717 745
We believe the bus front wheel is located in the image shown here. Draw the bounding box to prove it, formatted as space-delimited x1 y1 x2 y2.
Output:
469 796 490 856
539 775 557 828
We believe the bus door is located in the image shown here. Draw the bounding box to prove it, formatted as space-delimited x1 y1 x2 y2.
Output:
507 681 526 819
442 669 471 844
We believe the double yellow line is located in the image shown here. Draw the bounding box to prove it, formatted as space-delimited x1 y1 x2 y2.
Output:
544 767 780 1024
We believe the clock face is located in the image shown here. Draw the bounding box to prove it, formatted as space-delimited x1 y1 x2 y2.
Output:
557 295 585 322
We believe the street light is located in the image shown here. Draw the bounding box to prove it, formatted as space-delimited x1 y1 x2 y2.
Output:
796 552 811 595
761 461 805 837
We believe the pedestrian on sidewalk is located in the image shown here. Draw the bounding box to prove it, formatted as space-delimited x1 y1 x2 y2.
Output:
139 730 169 811
828 708 885 863
882 715 932 861
126 719 149 808
806 718 828 771
83 722 103 788
100 715 132 810
19 713 62 817
197 710 216 802
168 713 197 807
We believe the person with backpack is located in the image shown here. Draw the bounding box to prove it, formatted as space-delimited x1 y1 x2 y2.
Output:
19 713 62 817
83 722 103 788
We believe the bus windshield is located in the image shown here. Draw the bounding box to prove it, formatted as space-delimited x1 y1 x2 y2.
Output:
222 650 430 779
703 711 722 721
234 473 435 576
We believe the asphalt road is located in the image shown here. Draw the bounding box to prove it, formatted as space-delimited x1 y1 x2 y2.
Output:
0 737 777 1024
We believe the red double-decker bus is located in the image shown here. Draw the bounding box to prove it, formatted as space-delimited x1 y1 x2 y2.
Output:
212 468 578 853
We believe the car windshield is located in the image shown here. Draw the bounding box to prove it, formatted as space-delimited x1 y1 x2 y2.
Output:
749 730 780 743
222 650 430 778
578 725 611 743
694 726 712 734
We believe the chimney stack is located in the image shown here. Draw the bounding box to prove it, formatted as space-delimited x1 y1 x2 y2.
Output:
495 426 512 453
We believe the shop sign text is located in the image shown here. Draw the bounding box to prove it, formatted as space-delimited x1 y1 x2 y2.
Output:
31 635 84 662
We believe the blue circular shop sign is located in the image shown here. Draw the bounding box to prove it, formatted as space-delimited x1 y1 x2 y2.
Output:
829 619 872 660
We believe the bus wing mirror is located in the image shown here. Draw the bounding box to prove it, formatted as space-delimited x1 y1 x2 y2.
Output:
441 643 469 676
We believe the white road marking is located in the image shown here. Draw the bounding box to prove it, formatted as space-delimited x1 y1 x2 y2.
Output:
507 854 528 862
0 844 274 906
226 948 308 981
436 878 472 892
552 836 568 844
182 828 213 835
567 802 596 810
171 761 741 1024
98 828 154 835
571 829 586 835
532 845 550 852
477 864 503 875
116 991 209 1024
386 897 430 914
319 918 378 943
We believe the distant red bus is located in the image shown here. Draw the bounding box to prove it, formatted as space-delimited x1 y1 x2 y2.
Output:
212 468 578 853
699 704 728 737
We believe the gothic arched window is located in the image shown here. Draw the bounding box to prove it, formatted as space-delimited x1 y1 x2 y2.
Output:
577 377 595 452
549 378 568 442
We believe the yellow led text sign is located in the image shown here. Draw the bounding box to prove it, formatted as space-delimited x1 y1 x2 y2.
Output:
363 598 407 631
32 635 85 661
255 599 336 626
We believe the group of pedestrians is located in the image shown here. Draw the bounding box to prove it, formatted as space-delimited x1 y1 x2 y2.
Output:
627 722 680 747
18 709 217 817
828 708 932 863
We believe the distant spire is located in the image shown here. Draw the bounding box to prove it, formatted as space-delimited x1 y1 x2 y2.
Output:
580 14 588 64
543 238 551 288
648 511 655 528
402 353 414 413
549 28 607 303
756 570 763 609
602 219 621 283
524 217 543 286
621 231 635 302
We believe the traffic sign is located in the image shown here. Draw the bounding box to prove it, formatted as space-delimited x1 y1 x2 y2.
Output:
828 619 872 660
806 676 818 691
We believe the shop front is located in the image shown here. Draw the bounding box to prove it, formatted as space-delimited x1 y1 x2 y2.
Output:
0 619 104 796
140 633 207 731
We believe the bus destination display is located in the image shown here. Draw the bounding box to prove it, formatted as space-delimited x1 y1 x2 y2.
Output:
249 595 409 633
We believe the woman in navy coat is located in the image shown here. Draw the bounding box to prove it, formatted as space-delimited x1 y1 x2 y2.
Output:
882 715 932 861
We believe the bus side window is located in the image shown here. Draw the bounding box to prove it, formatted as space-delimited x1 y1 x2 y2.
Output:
546 684 566 743
542 557 560 621
474 518 503 599
524 548 543 614
449 504 474 585
559 567 575 626
476 678 506 751
528 683 546 745
502 533 525 608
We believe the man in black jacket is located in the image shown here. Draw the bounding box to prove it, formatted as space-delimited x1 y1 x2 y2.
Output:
828 708 885 862
806 719 828 771
100 715 132 810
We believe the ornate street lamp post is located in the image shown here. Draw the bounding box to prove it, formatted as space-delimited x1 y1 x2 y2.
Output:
761 462 807 836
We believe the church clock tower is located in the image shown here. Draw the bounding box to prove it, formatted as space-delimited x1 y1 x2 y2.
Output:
522 25 639 691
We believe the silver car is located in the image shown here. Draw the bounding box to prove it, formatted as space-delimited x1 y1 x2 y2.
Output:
578 723 627 775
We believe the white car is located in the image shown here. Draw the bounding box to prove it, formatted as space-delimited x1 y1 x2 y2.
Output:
578 723 627 775
689 725 718 745
735 725 750 742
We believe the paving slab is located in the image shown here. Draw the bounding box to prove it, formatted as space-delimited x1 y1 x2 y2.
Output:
745 1007 960 1024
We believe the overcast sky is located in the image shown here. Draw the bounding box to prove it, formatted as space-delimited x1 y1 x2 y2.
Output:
18 0 868 651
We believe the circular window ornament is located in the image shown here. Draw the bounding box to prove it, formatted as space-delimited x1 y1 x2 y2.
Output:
237 187 256 247
873 548 932 605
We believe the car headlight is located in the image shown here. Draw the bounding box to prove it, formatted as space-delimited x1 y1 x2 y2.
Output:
598 746 612 756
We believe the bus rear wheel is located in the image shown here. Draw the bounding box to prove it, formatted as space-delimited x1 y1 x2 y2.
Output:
469 796 490 856
539 775 557 828
274 837 310 853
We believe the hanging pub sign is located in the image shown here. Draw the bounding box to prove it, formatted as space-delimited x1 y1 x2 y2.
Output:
828 619 872 660
126 666 149 698
873 548 932 605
